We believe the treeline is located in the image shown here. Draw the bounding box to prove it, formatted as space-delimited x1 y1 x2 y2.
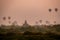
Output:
0 24 60 40
0 31 60 40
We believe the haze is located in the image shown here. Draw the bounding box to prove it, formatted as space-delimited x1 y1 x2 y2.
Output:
0 0 60 25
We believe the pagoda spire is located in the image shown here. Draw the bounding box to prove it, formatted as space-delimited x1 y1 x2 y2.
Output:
23 20 30 27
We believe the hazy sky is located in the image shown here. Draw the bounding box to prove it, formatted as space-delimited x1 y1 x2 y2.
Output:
0 0 60 25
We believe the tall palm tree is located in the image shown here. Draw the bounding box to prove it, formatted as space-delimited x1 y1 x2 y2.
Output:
2 17 6 25
48 8 52 25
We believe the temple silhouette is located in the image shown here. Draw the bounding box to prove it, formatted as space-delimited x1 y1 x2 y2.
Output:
22 20 30 27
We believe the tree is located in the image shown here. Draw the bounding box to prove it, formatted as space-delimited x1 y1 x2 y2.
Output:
12 21 17 26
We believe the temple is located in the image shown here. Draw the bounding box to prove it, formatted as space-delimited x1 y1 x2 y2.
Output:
23 20 30 27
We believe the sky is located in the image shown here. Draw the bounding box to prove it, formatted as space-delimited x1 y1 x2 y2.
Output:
0 0 60 25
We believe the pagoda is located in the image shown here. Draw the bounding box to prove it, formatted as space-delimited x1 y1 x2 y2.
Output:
23 20 30 27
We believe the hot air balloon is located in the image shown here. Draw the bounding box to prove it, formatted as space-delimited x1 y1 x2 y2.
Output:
54 21 56 25
46 21 50 24
48 9 52 12
3 17 6 21
36 21 38 25
39 20 42 23
39 20 42 25
8 16 11 24
55 8 58 12
8 16 11 20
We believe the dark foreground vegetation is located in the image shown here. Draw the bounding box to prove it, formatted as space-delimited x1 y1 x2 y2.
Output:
0 24 60 40
0 31 60 40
